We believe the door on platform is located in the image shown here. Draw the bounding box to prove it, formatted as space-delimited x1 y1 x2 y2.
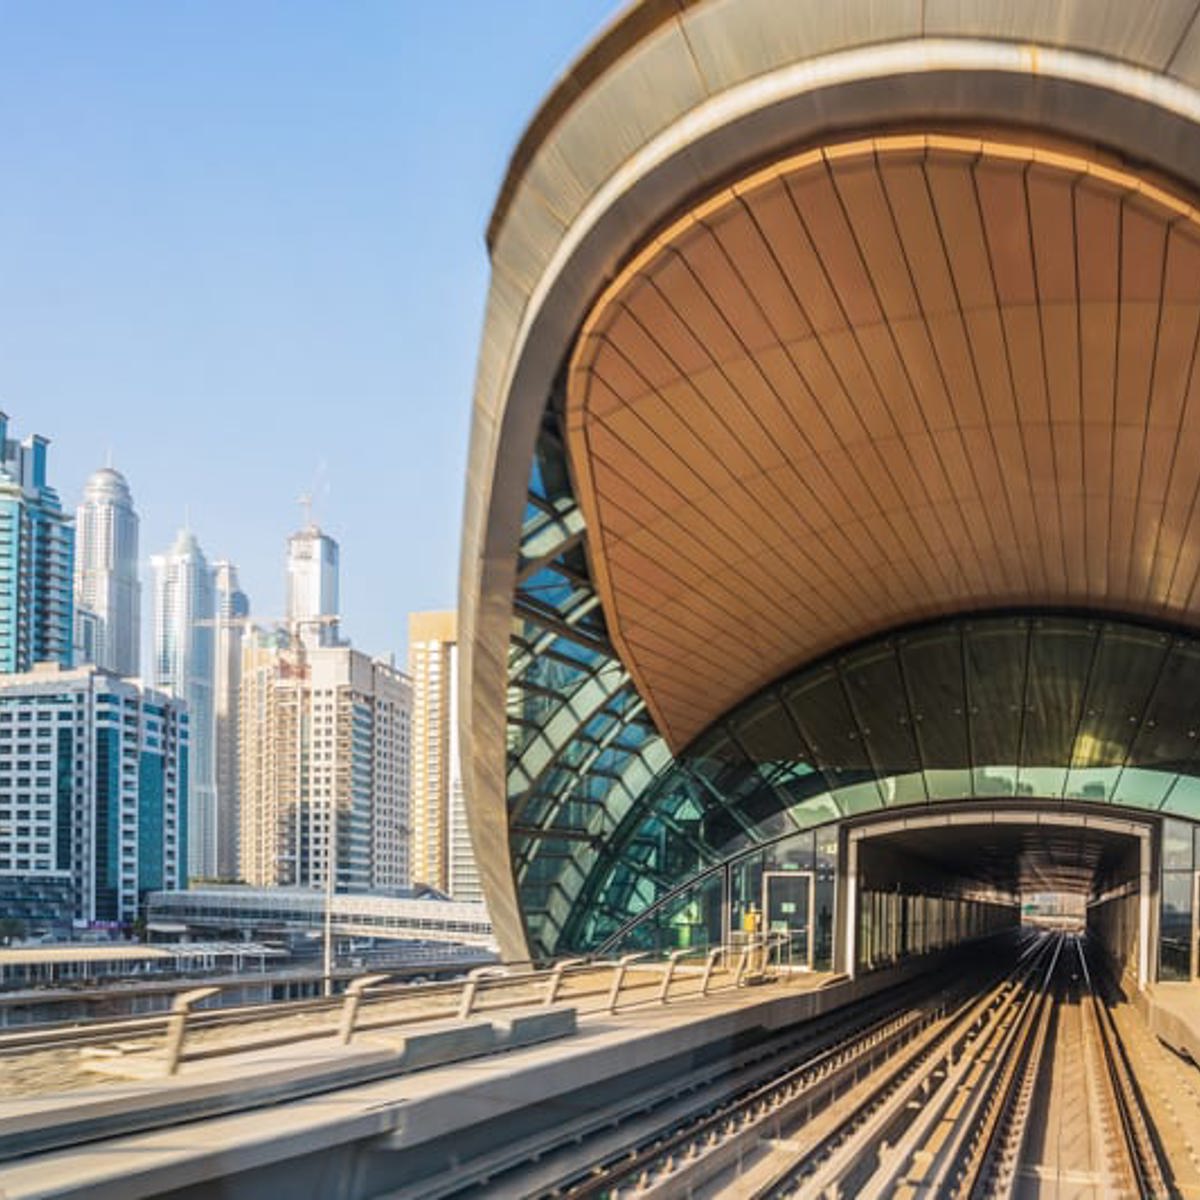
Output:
763 870 814 970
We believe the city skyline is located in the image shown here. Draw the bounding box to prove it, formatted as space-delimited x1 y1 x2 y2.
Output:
0 2 625 665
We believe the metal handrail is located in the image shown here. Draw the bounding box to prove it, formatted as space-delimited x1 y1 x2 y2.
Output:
13 937 790 1080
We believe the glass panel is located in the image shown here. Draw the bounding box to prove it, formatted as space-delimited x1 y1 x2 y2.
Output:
1018 618 1095 796
902 628 972 799
1066 626 1168 804
730 852 764 939
815 827 838 971
784 666 879 807
1164 819 1195 870
1160 870 1194 981
1127 640 1200 773
764 871 813 968
965 619 1029 795
1166 776 1200 821
606 869 725 957
841 644 925 805
763 830 814 873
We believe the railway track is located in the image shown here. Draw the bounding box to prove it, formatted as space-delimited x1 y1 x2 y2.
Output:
490 932 1181 1200
437 937 1041 1199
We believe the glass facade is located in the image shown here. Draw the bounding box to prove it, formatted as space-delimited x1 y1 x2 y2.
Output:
506 408 1200 962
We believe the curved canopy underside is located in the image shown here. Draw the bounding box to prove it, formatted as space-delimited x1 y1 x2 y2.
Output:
566 134 1200 750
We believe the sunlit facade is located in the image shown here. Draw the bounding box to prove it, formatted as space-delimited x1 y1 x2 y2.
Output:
286 524 340 649
239 636 411 893
0 663 187 927
73 466 140 678
152 528 215 879
213 561 248 880
0 415 73 675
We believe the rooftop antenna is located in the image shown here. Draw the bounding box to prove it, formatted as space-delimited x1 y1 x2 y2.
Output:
104 445 113 469
298 491 314 529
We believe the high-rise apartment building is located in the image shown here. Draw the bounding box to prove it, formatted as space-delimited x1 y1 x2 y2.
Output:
0 663 187 929
446 649 481 903
151 529 216 880
408 610 479 900
213 561 249 880
0 415 74 674
285 523 340 649
239 636 410 892
73 466 140 678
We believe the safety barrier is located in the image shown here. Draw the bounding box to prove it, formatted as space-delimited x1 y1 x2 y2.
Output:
59 933 793 1079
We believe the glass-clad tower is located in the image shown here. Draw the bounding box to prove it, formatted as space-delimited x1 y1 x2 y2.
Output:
213 561 248 880
0 414 74 674
152 529 215 879
74 466 140 678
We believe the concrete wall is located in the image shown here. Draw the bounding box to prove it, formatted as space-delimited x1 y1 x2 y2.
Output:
1087 886 1141 993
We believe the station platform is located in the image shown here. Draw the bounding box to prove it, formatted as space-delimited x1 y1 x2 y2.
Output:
1140 982 1200 1066
0 963 921 1200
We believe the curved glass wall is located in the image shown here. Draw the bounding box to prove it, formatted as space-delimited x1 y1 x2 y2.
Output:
505 408 1200 960
568 615 1200 952
506 403 670 957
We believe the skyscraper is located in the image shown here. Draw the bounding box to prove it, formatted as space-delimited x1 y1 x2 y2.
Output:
73 466 140 678
409 610 478 899
285 523 339 648
213 561 249 880
0 662 187 930
0 414 74 674
152 529 215 879
239 635 411 892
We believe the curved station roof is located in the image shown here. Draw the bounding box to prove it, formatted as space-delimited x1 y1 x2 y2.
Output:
461 0 1200 961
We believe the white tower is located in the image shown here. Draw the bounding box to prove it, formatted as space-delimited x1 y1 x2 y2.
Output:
152 529 216 879
74 467 140 677
286 521 340 648
213 561 249 880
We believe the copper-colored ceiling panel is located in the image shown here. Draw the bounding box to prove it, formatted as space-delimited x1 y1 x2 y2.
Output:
566 134 1200 749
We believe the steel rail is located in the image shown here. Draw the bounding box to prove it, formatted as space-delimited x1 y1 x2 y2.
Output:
694 933 1055 1199
542 937 1046 1200
788 937 1057 1200
910 933 1063 1198
1076 938 1173 1199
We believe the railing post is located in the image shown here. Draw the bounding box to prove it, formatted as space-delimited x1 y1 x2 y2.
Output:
606 953 646 1013
735 941 754 987
700 946 723 996
163 986 220 1076
658 949 687 1004
338 974 390 1044
458 966 508 1020
543 957 586 1007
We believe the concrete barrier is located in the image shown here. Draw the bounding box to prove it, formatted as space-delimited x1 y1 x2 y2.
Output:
396 1021 496 1069
0 1007 579 1164
1139 984 1200 1065
495 1006 577 1050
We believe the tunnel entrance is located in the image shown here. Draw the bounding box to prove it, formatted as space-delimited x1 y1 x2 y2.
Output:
844 809 1152 985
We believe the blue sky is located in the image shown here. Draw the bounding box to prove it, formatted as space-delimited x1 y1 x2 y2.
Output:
0 0 622 664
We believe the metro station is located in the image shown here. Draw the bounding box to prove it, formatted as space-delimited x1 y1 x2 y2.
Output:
462 1 1200 994
11 4 1200 1197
